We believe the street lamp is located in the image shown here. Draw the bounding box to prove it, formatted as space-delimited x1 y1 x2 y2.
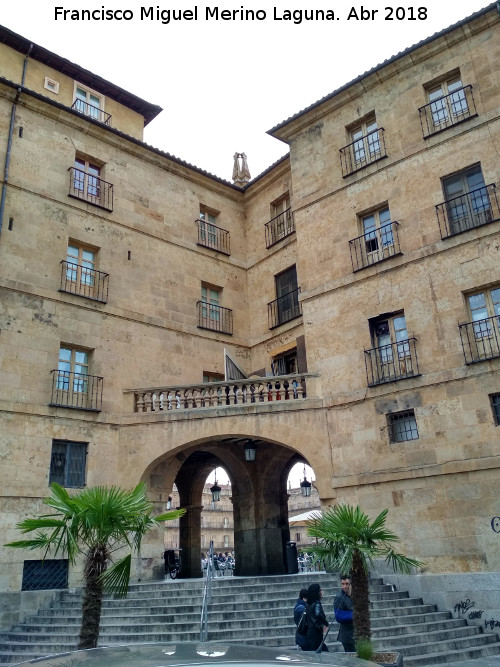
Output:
210 469 221 502
300 465 312 497
244 439 257 462
166 496 172 510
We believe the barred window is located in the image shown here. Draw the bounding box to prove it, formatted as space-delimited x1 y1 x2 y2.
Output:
388 410 419 443
49 439 87 487
491 394 500 426
22 559 68 591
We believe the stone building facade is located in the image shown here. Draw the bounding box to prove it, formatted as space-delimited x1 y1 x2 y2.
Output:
0 3 499 616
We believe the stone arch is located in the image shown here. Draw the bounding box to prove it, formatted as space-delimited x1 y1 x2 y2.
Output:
138 435 312 578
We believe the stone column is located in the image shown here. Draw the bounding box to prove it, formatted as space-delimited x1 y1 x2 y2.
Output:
178 505 203 578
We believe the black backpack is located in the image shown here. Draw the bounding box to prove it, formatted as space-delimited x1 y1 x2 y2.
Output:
297 608 308 635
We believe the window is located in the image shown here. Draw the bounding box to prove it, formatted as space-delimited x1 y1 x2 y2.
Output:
351 117 381 165
223 517 229 528
490 394 500 426
441 165 492 235
199 208 218 247
295 533 301 543
388 410 419 443
49 439 87 487
57 346 89 393
22 559 68 591
72 83 110 124
269 265 301 328
44 77 59 94
265 194 295 247
201 285 221 322
73 157 101 201
362 206 394 256
51 346 103 411
428 76 468 128
272 349 297 376
224 535 229 548
365 313 419 385
372 314 410 362
66 243 95 287
467 288 500 340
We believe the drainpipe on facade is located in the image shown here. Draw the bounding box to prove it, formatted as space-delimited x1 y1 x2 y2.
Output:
0 44 32 237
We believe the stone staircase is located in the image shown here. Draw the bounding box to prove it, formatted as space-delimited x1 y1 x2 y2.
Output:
1 572 500 666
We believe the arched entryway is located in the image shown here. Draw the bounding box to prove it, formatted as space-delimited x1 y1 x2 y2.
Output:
141 436 309 578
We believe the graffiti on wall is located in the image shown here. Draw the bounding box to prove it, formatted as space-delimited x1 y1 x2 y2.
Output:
453 599 484 620
492 516 500 533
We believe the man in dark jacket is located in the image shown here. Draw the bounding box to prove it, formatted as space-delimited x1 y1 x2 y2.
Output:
333 575 355 652
293 588 308 649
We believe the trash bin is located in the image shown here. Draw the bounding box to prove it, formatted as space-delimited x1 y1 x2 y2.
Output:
285 541 298 574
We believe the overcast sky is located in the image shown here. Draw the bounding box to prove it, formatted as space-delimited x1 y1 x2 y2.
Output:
2 0 491 181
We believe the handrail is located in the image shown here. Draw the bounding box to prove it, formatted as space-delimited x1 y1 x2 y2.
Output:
200 540 214 642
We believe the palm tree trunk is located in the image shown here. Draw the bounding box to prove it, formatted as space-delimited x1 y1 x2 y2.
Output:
351 549 371 641
78 545 107 649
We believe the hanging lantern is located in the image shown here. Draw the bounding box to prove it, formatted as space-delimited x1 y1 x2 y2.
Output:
244 440 257 462
166 496 172 510
300 465 312 497
211 469 221 502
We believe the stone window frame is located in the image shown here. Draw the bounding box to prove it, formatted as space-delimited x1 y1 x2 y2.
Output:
387 409 419 443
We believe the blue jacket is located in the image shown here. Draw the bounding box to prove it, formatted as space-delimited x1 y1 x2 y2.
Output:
333 590 354 645
293 598 307 648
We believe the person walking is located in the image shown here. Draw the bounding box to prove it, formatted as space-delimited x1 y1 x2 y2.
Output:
305 583 329 651
293 588 308 649
333 575 355 652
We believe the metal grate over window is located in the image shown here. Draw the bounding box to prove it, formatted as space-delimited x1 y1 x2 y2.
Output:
388 410 419 443
22 559 68 591
49 440 87 487
491 394 500 426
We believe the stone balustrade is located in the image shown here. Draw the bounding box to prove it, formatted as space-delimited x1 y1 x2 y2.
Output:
131 373 313 413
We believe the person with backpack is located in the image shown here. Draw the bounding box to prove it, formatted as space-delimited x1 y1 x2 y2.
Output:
305 583 329 651
293 588 308 649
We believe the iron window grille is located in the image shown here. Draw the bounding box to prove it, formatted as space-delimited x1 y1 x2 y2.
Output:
49 439 87 487
436 183 499 238
349 220 401 271
459 316 500 364
22 559 68 591
339 127 387 177
388 410 419 443
365 337 420 386
71 98 111 125
268 287 302 329
197 301 233 335
50 369 103 411
491 394 500 426
196 219 231 255
265 208 295 248
59 260 109 303
418 85 477 138
68 166 114 211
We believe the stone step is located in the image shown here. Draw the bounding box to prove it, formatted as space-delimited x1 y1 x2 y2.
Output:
375 631 500 657
402 641 500 666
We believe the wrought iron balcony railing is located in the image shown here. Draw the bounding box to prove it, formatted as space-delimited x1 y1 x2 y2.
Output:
340 128 387 177
265 208 295 248
132 373 311 412
418 85 477 138
196 219 230 255
436 183 499 238
71 99 112 125
349 221 401 272
50 370 103 411
365 338 420 386
68 167 114 212
59 260 109 303
268 287 302 329
197 302 233 335
459 316 500 364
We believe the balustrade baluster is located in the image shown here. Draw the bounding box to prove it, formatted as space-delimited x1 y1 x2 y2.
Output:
144 392 153 412
136 392 145 412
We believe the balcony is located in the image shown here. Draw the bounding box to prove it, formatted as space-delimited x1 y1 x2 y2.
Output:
59 260 109 303
418 85 477 138
68 167 114 212
265 208 295 248
50 370 103 411
197 302 233 335
196 219 230 255
268 288 302 329
365 338 420 386
132 373 310 413
459 316 500 364
71 99 112 125
349 221 401 271
339 128 387 177
436 184 499 238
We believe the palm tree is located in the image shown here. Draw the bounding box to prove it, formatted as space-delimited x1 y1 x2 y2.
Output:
5 482 186 649
306 504 422 642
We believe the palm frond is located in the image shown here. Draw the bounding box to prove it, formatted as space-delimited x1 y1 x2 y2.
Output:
99 555 131 597
384 549 424 574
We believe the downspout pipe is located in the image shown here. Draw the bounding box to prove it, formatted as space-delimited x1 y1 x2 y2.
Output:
0 44 33 237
